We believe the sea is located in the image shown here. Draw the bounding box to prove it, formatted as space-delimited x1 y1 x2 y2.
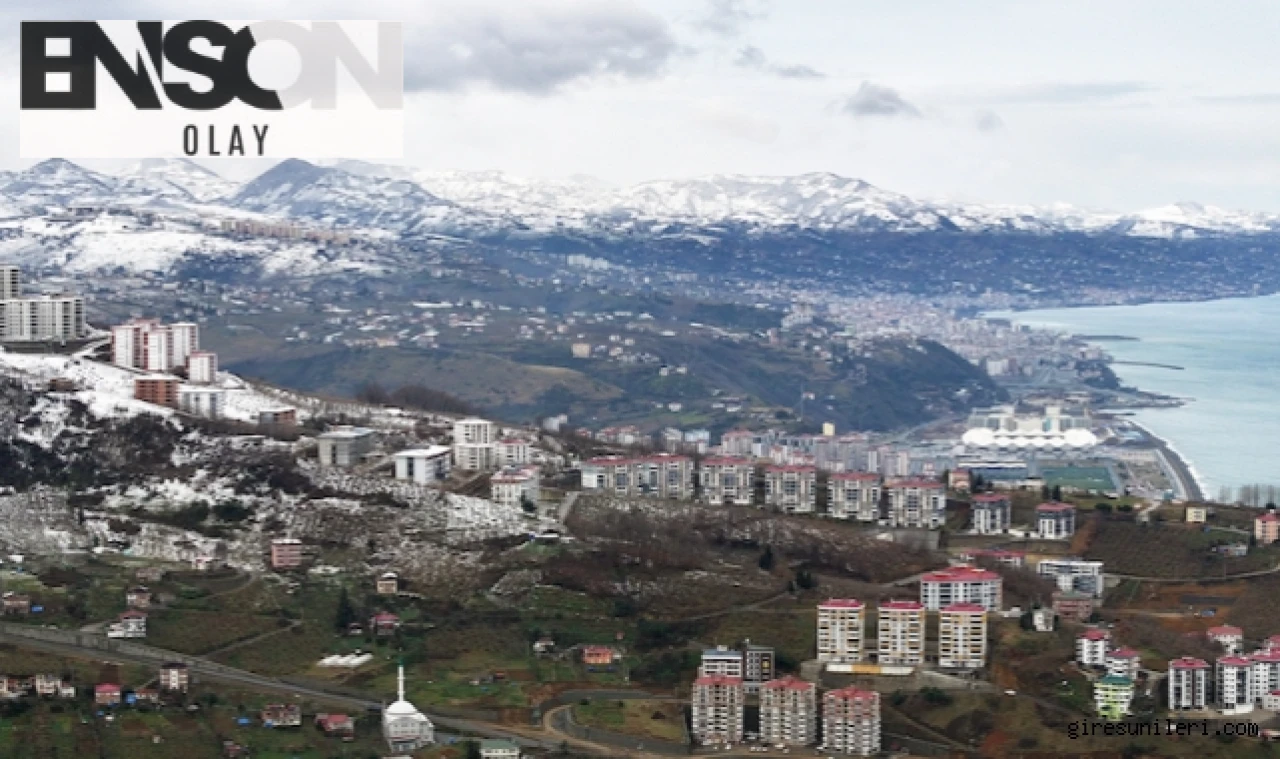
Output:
989 294 1280 498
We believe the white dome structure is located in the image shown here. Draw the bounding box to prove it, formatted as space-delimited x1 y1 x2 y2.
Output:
383 665 434 752
963 405 1098 450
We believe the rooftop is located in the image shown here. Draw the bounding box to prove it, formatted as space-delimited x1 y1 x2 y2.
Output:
694 675 744 687
880 600 924 611
1169 656 1209 670
922 566 1000 582
1080 629 1110 641
1208 625 1243 636
819 599 864 609
762 676 814 692
941 603 986 613
1036 502 1076 513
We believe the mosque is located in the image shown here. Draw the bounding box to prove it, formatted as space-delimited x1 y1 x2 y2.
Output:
383 664 434 752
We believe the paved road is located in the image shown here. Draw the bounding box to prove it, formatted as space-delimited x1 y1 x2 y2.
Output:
0 622 560 751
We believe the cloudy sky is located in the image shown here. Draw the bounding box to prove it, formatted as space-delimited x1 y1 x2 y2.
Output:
3 0 1280 211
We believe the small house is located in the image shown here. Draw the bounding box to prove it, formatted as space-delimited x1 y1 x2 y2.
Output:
581 645 618 666
125 586 152 609
2 593 31 616
376 572 399 596
480 739 521 759
315 713 355 737
95 683 122 706
370 612 401 637
107 610 148 639
159 662 190 693
532 637 556 656
262 703 303 728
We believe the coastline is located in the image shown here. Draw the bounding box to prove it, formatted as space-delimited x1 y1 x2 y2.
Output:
1123 418 1207 503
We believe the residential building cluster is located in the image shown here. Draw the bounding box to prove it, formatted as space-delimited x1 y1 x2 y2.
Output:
113 317 226 419
0 265 87 343
816 595 991 669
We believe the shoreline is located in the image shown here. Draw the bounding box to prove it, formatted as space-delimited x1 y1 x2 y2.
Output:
1123 418 1207 503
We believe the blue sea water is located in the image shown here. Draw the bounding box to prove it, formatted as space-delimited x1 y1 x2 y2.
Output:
990 295 1280 496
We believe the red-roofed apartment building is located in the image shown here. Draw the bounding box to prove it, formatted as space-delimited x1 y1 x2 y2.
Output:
690 675 744 745
920 566 1002 611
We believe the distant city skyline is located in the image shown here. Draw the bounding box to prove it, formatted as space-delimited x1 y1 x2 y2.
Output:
2 1 1279 212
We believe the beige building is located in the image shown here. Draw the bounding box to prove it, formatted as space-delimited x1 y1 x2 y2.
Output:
822 688 880 757
700 457 756 506
760 677 816 746
763 465 817 514
828 473 881 521
877 601 925 666
885 479 947 528
690 675 744 745
816 599 865 664
938 603 988 669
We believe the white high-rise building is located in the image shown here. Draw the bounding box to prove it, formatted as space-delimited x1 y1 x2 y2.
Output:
885 479 947 528
699 646 745 679
1167 657 1210 710
382 665 433 752
760 677 816 747
169 322 199 367
970 494 1011 534
817 599 865 664
829 473 881 521
1217 656 1253 712
144 329 172 372
938 603 987 669
187 351 217 384
822 688 880 757
691 676 744 745
1251 649 1280 703
0 267 86 343
0 266 18 300
1077 629 1111 667
453 417 497 471
877 601 925 666
920 566 1002 611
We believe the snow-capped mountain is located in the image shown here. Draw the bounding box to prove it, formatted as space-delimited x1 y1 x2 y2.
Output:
118 157 239 203
230 159 494 233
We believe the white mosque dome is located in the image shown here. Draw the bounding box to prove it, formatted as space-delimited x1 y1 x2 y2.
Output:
1063 428 1098 448
962 428 996 447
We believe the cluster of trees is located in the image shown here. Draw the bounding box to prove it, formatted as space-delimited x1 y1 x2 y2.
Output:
355 381 476 416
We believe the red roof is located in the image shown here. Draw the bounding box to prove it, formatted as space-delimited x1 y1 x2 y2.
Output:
1251 650 1280 663
586 454 691 467
1257 513 1279 523
1208 625 1243 637
766 465 816 474
1080 629 1110 641
1219 656 1252 667
942 603 986 613
694 675 744 687
888 479 943 490
762 676 814 692
830 472 880 482
1110 647 1140 659
922 566 1000 582
825 687 879 701
819 599 864 609
702 457 753 467
880 600 924 611
119 610 147 619
95 683 121 693
1036 502 1076 513
971 494 1010 503
1169 657 1209 670
371 612 399 623
582 645 615 655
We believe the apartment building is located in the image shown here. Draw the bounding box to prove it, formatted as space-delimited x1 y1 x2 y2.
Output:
1094 675 1134 721
742 642 775 695
1217 656 1253 711
1037 558 1104 597
760 677 817 747
1249 649 1280 704
763 465 817 513
969 494 1011 534
877 600 925 666
580 454 694 500
828 472 881 521
317 427 376 468
1167 657 1210 711
938 603 987 669
178 385 225 419
159 663 190 693
0 295 86 342
134 375 179 408
1208 625 1244 655
187 350 217 384
698 646 744 679
496 438 530 468
700 457 756 506
1106 648 1141 679
1256 512 1280 545
690 675 745 746
817 599 865 664
822 687 880 757
270 538 304 570
111 319 205 374
453 417 497 471
1077 629 1110 667
920 566 1002 611
491 466 540 509
0 265 17 299
393 446 453 484
1052 590 1095 623
885 479 946 529
960 548 1025 568
1036 502 1077 539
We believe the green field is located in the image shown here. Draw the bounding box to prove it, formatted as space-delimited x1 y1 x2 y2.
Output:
1039 465 1116 492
